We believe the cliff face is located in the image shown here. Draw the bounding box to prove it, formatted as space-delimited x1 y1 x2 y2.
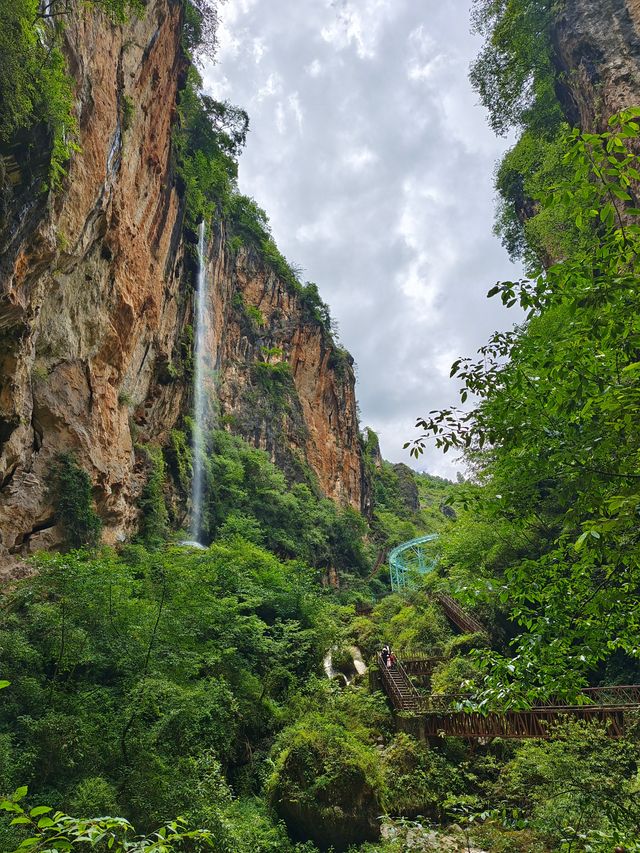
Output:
206 235 363 509
553 0 640 128
0 0 363 564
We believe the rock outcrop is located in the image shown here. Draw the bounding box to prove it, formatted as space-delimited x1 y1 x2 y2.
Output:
0 0 363 564
552 0 640 128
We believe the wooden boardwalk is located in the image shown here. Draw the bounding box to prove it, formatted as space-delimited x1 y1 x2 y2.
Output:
377 655 640 739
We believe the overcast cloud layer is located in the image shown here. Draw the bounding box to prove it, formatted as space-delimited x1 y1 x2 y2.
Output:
203 0 521 478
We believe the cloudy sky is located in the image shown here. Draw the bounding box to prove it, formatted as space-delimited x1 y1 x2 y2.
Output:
202 0 521 478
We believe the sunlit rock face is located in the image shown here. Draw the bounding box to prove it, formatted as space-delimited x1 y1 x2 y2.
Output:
0 0 363 567
0 0 189 565
553 0 640 128
208 240 363 511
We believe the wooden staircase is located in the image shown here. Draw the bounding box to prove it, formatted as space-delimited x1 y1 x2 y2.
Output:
435 592 486 635
377 654 421 711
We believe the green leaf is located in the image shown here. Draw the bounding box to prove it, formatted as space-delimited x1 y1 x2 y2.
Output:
29 807 52 817
574 532 589 551
609 184 632 201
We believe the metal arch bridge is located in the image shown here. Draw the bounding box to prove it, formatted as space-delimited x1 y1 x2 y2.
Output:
388 534 439 592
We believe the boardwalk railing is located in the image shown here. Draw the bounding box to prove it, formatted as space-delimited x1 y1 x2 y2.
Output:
416 685 640 711
434 593 486 635
541 684 640 708
418 707 628 739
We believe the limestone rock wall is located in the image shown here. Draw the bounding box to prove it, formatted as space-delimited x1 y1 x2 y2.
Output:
553 0 640 128
205 232 363 509
0 0 189 562
0 1 364 565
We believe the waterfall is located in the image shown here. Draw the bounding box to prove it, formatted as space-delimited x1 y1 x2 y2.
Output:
190 221 209 542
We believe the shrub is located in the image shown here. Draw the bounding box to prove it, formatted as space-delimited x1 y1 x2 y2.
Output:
50 452 102 548
68 776 120 816
136 444 168 548
168 428 192 495
121 94 134 131
430 656 480 695
382 733 463 819
218 511 265 545
331 646 356 677
267 713 383 850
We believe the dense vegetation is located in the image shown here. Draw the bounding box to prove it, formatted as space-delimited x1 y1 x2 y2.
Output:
6 415 640 851
469 0 581 271
411 71 640 703
173 428 372 577
3 543 640 851
0 545 333 850
3 0 640 851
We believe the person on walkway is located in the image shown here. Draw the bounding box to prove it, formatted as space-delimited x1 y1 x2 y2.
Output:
381 645 390 666
388 650 397 668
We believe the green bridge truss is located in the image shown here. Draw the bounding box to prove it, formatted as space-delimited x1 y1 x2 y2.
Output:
388 534 439 592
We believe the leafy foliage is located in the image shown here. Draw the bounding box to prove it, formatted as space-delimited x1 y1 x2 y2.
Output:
50 452 102 549
0 545 334 846
349 590 451 659
267 709 383 849
469 0 562 137
494 720 640 850
199 429 370 574
0 786 213 853
182 0 221 59
411 112 640 702
174 67 249 232
136 445 169 549
381 732 463 820
493 127 579 268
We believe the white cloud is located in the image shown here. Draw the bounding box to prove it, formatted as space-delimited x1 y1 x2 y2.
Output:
406 24 445 81
288 92 304 130
255 72 282 101
204 0 522 478
251 37 266 63
343 147 377 170
319 0 397 59
306 58 323 77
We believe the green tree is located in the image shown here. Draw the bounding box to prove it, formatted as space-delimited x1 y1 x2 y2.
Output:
410 111 640 702
469 0 562 137
495 720 640 850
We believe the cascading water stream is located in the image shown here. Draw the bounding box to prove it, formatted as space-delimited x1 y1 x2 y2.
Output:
190 221 209 542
